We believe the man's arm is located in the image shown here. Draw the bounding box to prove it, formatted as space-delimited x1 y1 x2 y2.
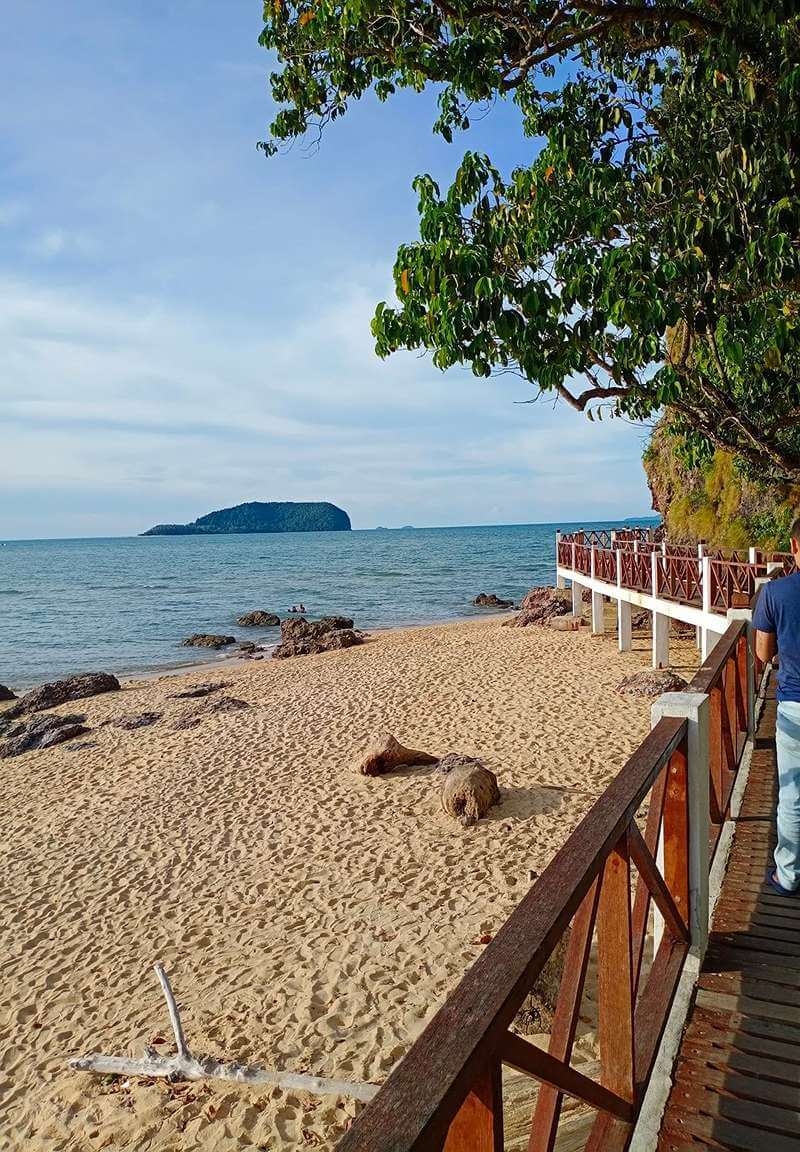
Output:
752 584 776 663
755 629 777 664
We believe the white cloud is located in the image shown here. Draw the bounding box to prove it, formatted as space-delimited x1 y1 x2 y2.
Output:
0 272 652 535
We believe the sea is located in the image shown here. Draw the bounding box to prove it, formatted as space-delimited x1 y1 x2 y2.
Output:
0 520 654 690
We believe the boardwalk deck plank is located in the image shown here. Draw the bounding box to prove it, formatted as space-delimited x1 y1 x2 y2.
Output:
657 691 800 1151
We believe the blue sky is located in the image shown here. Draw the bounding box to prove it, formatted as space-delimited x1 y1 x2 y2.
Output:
0 2 653 539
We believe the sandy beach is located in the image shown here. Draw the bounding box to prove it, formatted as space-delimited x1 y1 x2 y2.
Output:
0 615 693 1151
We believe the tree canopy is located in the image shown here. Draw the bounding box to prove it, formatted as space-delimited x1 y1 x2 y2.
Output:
259 2 800 482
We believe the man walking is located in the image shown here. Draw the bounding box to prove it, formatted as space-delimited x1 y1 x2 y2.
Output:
754 523 800 895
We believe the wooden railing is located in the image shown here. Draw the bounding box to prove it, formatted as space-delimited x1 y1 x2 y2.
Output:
557 539 573 568
707 559 762 614
754 549 795 575
691 620 750 855
337 719 691 1152
574 543 592 577
594 547 617 584
619 549 652 593
655 555 701 605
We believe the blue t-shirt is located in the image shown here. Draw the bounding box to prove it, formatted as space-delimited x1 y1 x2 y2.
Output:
753 572 800 702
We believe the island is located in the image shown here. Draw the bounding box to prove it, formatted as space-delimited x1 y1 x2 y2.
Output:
141 501 352 536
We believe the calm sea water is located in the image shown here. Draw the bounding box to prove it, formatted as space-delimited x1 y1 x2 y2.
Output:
0 521 649 689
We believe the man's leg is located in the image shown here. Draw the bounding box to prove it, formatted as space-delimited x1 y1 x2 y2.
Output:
775 701 800 891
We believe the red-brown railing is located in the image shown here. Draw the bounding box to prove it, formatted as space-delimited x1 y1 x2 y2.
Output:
690 620 750 856
619 549 652 593
337 718 691 1152
754 549 795 575
708 559 762 613
336 621 755 1152
557 539 573 568
655 555 701 605
595 547 617 584
574 543 592 576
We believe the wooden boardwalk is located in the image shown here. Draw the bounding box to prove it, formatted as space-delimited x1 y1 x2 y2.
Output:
658 682 800 1151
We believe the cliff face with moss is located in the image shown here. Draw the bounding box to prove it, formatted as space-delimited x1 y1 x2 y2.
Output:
643 422 796 550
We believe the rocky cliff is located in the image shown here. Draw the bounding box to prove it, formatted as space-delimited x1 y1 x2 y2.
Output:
643 422 796 550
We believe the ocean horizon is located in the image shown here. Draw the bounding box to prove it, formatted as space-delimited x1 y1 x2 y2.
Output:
0 518 656 689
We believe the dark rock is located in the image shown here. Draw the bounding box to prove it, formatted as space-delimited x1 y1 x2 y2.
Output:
167 681 230 700
237 611 281 627
581 587 592 604
617 670 688 698
105 712 162 730
0 684 17 702
0 713 89 758
672 619 696 639
272 616 363 659
631 610 651 631
473 593 514 609
65 740 99 752
171 695 250 730
7 672 120 718
238 641 257 653
180 634 237 649
504 587 572 628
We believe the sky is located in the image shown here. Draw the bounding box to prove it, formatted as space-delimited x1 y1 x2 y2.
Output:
0 2 654 539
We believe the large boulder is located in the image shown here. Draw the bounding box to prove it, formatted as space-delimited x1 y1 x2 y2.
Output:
7 672 119 717
181 634 237 649
0 713 89 758
0 684 17 702
505 587 572 628
272 616 363 659
617 670 688 698
237 611 280 627
438 754 500 826
356 732 438 777
473 593 514 609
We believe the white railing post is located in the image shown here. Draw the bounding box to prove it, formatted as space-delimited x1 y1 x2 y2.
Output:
651 692 711 955
700 556 712 660
590 546 605 633
651 551 669 669
748 546 758 565
617 550 631 652
556 531 566 588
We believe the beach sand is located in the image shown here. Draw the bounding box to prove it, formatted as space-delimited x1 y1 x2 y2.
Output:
0 615 696 1151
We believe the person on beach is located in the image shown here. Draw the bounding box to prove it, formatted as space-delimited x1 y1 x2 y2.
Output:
754 520 800 895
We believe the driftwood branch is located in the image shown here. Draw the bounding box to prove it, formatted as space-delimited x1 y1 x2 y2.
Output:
69 962 379 1104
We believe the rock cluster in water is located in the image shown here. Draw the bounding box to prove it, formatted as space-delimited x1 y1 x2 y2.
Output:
473 593 515 609
272 616 364 659
237 611 281 628
181 634 237 649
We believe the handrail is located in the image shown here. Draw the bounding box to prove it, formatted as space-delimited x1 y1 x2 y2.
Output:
336 717 688 1152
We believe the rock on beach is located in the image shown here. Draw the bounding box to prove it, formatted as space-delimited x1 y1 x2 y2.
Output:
6 672 119 718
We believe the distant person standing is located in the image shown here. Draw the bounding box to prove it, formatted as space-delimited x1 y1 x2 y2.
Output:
754 521 800 895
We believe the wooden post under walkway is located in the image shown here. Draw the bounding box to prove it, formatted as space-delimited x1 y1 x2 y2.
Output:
657 679 800 1150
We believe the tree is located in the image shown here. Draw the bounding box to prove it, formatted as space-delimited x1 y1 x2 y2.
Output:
259 2 800 481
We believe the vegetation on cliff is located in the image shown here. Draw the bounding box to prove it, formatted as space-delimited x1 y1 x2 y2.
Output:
260 3 800 480
643 422 796 550
142 501 352 536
